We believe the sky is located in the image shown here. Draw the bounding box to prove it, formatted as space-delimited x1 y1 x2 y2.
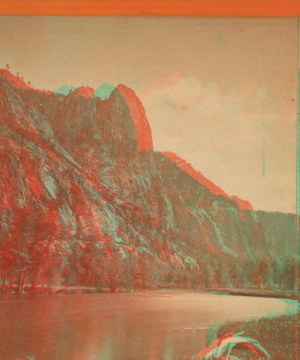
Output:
0 16 297 213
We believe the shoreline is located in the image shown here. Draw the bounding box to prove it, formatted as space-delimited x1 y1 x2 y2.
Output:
214 288 298 300
0 285 298 301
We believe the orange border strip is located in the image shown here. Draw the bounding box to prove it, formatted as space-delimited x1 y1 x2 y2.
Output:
0 0 299 359
0 0 300 16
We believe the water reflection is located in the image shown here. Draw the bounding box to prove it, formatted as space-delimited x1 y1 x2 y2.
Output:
0 291 295 360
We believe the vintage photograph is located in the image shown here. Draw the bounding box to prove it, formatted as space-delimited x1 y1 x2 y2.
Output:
0 14 298 360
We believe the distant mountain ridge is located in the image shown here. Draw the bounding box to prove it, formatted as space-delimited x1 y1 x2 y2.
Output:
163 152 253 210
53 85 77 95
54 83 115 99
94 83 115 99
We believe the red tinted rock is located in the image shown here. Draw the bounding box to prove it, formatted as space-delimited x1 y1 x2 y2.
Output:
76 86 94 99
116 84 153 151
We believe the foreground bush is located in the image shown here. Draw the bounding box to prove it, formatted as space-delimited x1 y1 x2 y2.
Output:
216 314 299 360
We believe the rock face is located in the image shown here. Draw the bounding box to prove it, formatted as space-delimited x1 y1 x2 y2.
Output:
46 86 138 158
76 86 95 99
116 84 153 152
163 152 228 197
0 69 30 90
0 70 297 292
163 152 253 210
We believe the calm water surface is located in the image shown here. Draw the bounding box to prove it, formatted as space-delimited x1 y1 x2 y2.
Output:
0 291 296 360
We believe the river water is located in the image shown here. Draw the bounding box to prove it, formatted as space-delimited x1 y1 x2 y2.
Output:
0 291 296 360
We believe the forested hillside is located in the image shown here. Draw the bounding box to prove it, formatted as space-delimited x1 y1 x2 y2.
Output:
0 71 297 295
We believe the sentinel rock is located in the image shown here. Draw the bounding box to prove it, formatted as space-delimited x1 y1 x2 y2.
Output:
117 84 153 152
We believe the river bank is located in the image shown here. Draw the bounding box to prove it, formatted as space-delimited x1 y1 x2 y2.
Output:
215 313 299 360
1 285 298 300
214 288 298 300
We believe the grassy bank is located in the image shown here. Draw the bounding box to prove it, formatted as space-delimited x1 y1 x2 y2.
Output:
215 288 298 300
215 314 299 360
